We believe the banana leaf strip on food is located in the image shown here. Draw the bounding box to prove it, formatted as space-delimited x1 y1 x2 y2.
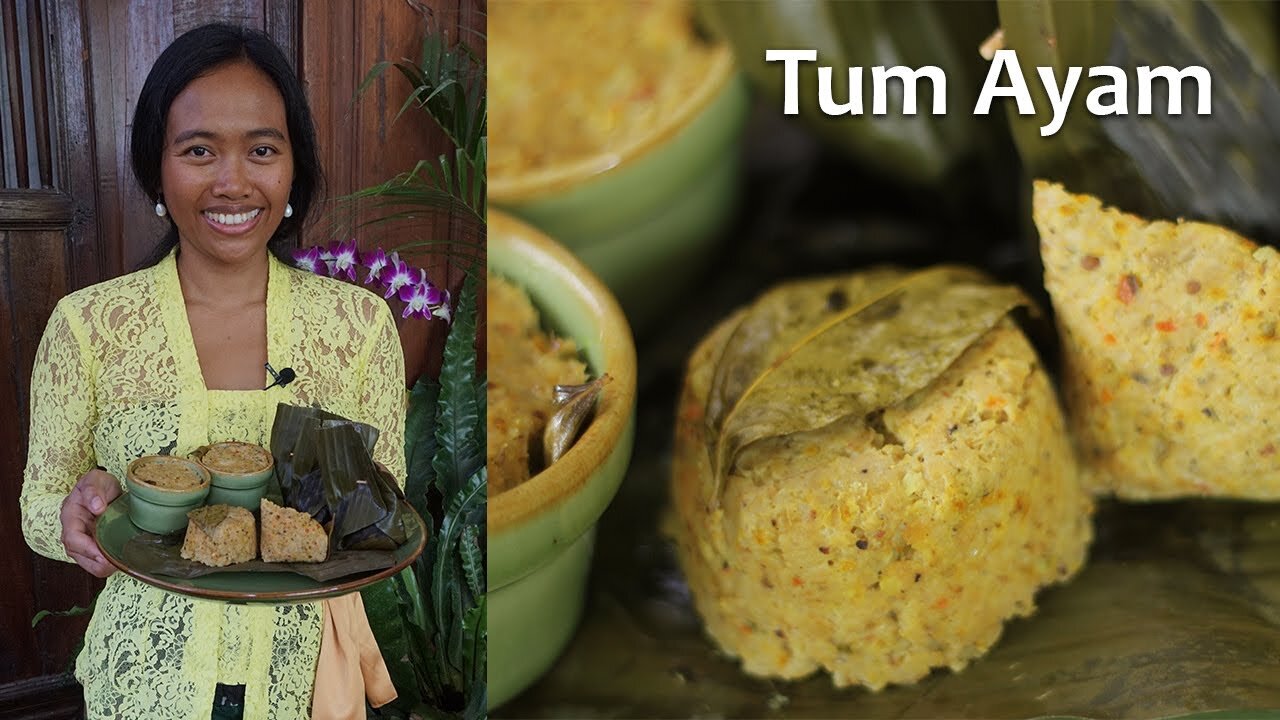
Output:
542 375 611 470
706 266 1031 493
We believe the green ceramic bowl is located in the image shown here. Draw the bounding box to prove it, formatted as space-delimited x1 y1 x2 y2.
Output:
489 49 750 332
189 441 274 509
488 212 638 709
124 455 212 534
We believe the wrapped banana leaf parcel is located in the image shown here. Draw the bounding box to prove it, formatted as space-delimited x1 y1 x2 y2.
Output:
669 266 1094 690
269 403 410 553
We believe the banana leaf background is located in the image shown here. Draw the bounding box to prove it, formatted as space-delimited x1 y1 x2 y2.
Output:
496 1 1280 717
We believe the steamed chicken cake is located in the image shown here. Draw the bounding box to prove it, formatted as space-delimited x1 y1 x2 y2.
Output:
1035 180 1280 499
132 456 205 490
181 504 256 567
669 270 1093 689
259 498 328 563
201 442 271 473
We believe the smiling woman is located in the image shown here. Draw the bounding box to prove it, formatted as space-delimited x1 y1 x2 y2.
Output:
18 23 407 720
160 62 294 269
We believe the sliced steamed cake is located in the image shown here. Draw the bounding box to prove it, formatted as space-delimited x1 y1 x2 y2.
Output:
1035 179 1280 499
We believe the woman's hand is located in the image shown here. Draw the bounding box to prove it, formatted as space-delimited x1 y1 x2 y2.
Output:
60 468 122 578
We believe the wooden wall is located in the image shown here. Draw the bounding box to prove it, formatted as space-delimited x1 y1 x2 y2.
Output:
0 0 483 714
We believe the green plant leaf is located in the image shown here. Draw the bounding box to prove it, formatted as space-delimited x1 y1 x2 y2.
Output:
31 605 90 627
462 596 487 690
446 560 466 676
459 524 483 598
354 60 395 97
404 376 441 519
395 563 442 701
430 468 486 660
432 274 484 500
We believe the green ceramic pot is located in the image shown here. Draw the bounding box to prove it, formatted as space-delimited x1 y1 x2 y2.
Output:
124 455 212 534
189 441 274 510
488 212 638 709
489 49 750 332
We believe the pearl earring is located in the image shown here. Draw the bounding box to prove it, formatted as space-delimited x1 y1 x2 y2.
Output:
154 202 166 218
284 203 294 218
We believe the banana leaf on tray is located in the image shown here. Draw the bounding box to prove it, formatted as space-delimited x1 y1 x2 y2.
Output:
270 403 410 553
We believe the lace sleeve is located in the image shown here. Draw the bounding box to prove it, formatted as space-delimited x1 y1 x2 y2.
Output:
359 301 408 488
21 302 99 562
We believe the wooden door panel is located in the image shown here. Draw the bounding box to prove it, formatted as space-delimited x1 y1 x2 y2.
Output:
0 0 98 696
0 227 40 681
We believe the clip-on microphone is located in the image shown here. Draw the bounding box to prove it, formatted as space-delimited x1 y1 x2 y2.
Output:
264 363 296 391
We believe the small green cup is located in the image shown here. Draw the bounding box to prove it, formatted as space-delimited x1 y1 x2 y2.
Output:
124 455 212 534
189 441 275 510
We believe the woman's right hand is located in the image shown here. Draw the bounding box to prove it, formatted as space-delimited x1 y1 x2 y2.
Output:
60 468 122 578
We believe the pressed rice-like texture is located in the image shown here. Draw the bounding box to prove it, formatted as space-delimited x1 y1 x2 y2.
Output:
489 0 720 179
670 313 1093 690
259 498 328 563
132 456 205 490
487 276 588 494
202 442 271 473
181 505 256 567
1035 180 1280 499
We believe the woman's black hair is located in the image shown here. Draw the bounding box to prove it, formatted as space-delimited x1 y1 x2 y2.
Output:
130 23 322 269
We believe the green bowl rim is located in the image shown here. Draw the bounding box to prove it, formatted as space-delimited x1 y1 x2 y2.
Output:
489 48 737 202
125 455 211 505
191 441 274 478
487 211 638 535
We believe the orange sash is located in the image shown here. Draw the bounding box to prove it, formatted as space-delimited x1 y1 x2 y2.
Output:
311 593 398 720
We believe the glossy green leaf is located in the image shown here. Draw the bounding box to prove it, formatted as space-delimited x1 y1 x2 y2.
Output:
432 274 484 501
998 0 1280 244
404 375 441 520
431 469 486 644
461 596 487 696
459 524 483 599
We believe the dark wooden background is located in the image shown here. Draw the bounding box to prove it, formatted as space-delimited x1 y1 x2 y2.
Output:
0 0 484 715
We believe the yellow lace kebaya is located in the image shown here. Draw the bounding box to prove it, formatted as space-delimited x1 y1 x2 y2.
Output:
20 249 406 719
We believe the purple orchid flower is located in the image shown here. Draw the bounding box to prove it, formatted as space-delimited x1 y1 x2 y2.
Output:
318 246 337 276
293 246 325 275
398 280 448 320
362 248 391 286
328 239 360 282
431 288 452 322
380 256 423 300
